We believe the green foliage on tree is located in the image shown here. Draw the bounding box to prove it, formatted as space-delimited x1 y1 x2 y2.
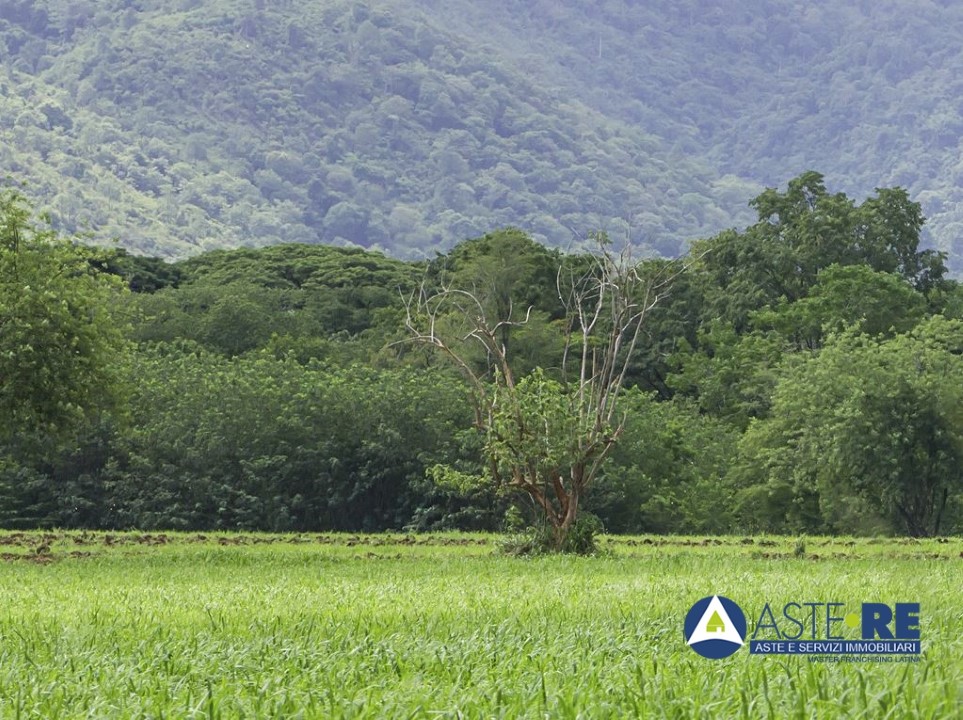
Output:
4 170 963 538
692 171 947 332
406 234 684 550
752 264 927 350
669 323 786 431
591 389 739 534
0 189 129 446
126 244 419 361
1 342 477 532
734 317 963 537
423 229 567 376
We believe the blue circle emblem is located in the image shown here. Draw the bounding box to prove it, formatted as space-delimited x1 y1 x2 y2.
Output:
684 595 747 659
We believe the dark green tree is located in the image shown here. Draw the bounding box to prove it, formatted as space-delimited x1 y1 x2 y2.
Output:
590 389 739 534
430 228 565 374
693 172 947 331
733 317 963 537
752 263 927 351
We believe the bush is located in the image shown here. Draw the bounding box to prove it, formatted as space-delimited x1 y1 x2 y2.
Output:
498 512 604 556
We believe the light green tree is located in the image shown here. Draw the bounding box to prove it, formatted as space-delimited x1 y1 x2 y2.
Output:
0 190 129 447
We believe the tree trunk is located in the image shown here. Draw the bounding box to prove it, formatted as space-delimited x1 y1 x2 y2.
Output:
550 486 580 551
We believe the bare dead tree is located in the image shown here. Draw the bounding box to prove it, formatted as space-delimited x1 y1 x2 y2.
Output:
402 235 683 549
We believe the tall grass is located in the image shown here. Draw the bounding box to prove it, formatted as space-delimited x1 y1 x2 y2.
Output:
0 533 958 718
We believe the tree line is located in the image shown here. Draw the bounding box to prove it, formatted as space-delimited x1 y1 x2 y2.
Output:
1 172 962 537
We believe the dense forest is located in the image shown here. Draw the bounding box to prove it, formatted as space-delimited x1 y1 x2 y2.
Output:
4 0 963 538
4 1 963 268
0 0 749 260
2 174 962 537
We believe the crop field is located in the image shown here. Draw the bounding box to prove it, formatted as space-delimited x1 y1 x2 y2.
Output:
0 532 959 719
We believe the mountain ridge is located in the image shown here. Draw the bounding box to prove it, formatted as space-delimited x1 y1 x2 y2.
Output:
2 0 962 267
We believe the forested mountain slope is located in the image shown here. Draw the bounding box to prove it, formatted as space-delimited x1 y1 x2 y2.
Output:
461 0 963 257
0 0 749 259
2 0 963 266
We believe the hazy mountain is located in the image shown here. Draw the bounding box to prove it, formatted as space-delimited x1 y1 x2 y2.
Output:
2 0 962 266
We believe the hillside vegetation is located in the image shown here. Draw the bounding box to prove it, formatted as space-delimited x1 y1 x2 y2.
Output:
6 1 963 266
0 0 754 259
496 0 963 265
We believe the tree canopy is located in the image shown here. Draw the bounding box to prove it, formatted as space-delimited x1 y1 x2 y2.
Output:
0 189 129 447
1 175 962 538
735 318 963 537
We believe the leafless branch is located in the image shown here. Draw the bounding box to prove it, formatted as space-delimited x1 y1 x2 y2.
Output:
399 233 693 548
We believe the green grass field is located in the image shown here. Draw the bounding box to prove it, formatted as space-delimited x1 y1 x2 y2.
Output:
0 532 959 718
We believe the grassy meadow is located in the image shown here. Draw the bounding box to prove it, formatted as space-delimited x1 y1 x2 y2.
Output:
0 532 959 718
